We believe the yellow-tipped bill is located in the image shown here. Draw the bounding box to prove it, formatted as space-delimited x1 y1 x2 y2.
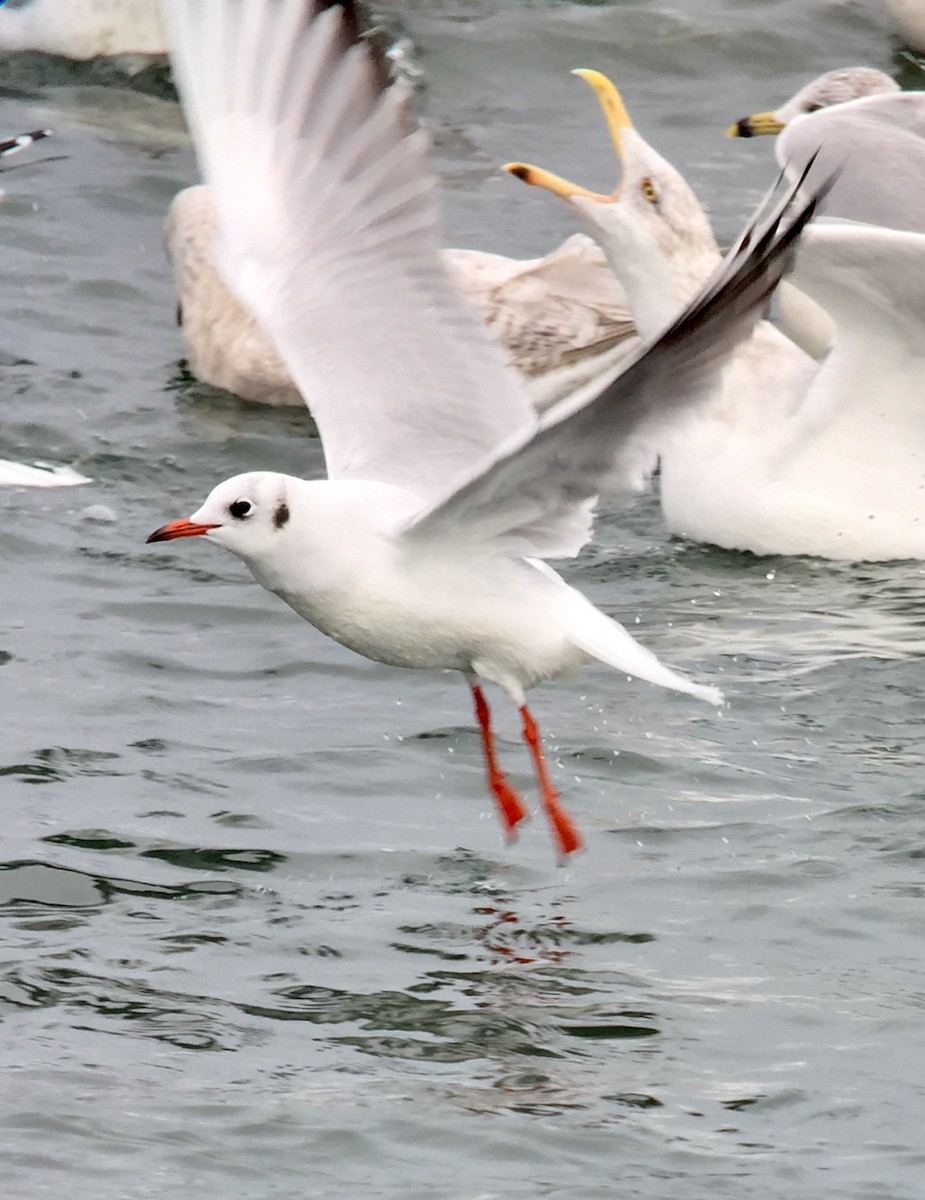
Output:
503 161 610 201
571 68 634 159
727 111 786 138
505 69 634 203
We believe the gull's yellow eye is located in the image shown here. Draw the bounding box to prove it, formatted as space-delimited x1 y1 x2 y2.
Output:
641 176 659 204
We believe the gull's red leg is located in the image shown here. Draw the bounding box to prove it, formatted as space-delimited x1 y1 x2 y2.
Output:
519 704 583 858
471 684 529 840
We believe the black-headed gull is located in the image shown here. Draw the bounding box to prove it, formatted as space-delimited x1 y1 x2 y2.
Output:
147 0 821 856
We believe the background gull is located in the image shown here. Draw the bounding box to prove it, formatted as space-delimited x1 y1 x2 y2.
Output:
149 0 819 856
0 124 90 487
0 460 90 487
773 91 925 231
730 74 925 233
166 183 634 411
728 67 899 138
731 77 925 355
0 0 166 59
882 0 925 51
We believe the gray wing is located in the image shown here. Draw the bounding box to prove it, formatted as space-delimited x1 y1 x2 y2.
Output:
403 166 826 558
777 92 925 233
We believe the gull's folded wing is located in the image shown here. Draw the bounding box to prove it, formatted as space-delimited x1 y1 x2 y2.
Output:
778 93 925 232
785 222 925 447
161 0 537 501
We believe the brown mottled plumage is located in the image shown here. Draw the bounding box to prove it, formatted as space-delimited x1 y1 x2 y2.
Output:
165 184 637 411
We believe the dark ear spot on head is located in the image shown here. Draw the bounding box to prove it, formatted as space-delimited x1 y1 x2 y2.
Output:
274 501 290 530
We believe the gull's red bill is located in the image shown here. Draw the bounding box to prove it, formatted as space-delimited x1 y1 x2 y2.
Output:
146 518 219 543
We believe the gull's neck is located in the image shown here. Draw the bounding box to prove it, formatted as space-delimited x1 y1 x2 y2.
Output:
604 225 721 343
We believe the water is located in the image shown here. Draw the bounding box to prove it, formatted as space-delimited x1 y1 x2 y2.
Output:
2 2 925 1196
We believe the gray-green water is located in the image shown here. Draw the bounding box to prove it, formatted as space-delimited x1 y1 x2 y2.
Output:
3 2 925 1197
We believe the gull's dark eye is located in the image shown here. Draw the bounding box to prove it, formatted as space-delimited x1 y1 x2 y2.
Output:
804 102 822 113
229 499 253 519
640 176 659 205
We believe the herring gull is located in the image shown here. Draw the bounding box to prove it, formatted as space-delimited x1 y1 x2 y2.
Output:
509 70 925 561
727 67 899 138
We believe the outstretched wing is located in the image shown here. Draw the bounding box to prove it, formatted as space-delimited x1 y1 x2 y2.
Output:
404 168 826 557
162 0 537 500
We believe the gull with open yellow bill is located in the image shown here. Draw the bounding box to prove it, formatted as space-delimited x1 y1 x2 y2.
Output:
507 69 925 562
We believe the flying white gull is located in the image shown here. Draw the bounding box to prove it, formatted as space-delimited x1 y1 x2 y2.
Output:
0 127 53 162
165 183 633 410
148 0 821 856
509 70 925 562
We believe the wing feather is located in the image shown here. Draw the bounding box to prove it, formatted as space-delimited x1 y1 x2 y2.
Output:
777 93 925 233
162 0 538 500
404 166 827 557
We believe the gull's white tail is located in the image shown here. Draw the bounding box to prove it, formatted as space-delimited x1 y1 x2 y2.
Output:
567 591 723 706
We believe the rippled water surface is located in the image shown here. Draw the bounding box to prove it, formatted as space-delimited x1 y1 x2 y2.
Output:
3 3 925 1197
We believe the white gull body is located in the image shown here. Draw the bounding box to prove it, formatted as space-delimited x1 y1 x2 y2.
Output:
150 0 819 855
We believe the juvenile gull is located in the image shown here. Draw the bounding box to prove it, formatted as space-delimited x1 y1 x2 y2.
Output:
166 183 634 411
148 0 820 856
